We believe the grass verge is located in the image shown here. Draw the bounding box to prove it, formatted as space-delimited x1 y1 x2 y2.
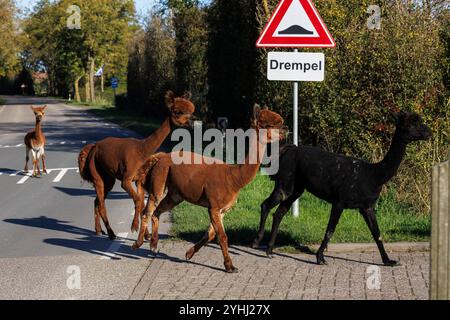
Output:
172 174 430 248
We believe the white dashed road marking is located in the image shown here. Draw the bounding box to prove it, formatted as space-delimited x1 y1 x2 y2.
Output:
99 232 129 260
17 172 33 184
0 168 79 184
52 168 69 182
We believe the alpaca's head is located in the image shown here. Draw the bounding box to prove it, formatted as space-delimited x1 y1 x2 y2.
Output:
165 90 195 127
30 105 46 123
252 104 287 143
393 111 432 142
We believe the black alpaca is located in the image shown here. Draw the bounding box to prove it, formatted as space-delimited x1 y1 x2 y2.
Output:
252 112 431 266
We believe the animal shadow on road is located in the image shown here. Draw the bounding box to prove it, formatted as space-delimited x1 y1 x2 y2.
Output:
53 186 130 200
3 216 227 271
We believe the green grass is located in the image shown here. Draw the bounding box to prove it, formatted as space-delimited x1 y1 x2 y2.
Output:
0 97 5 106
171 174 430 247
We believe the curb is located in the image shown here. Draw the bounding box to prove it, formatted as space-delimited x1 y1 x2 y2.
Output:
292 242 430 254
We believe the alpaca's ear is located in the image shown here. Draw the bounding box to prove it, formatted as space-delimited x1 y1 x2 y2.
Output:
30 106 35 112
42 105 47 110
390 112 399 124
165 90 175 109
182 91 192 101
253 104 261 119
262 105 269 110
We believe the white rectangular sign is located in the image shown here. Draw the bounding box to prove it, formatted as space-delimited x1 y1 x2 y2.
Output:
267 52 325 81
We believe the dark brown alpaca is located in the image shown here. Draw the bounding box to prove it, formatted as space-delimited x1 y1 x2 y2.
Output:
24 105 47 177
78 91 195 240
134 105 286 273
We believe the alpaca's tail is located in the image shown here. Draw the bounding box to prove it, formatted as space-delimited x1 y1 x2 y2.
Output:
135 153 165 187
78 144 96 183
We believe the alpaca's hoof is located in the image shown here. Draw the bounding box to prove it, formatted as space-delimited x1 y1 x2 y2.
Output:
383 259 399 267
108 232 117 240
316 255 327 265
132 242 141 250
43 170 48 174
130 222 139 233
95 230 106 236
251 240 260 249
226 266 238 273
185 248 195 260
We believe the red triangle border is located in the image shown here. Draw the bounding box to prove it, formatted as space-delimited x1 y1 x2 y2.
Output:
257 0 336 48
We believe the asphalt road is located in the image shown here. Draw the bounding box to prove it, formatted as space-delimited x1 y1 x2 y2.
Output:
0 95 148 259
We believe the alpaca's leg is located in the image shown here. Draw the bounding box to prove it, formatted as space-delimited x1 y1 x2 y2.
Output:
316 204 344 265
131 181 145 233
253 186 287 249
145 166 171 249
122 177 150 239
266 190 304 257
133 196 157 249
94 175 116 240
186 223 216 260
149 196 181 251
149 211 161 251
360 207 398 266
31 150 38 177
210 208 237 273
24 147 30 172
41 148 47 174
36 157 41 176
94 198 105 235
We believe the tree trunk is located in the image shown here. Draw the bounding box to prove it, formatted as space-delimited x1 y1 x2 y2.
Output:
89 58 96 102
74 75 82 102
101 73 104 93
85 73 91 102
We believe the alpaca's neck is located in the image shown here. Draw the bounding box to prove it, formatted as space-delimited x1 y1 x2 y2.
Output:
374 129 407 185
141 117 172 155
35 121 44 140
229 130 266 190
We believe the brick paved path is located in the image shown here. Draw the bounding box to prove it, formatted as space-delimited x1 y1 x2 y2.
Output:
130 240 429 300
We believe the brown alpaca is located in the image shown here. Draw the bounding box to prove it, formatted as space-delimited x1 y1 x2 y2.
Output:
78 91 195 240
24 106 47 177
134 105 286 273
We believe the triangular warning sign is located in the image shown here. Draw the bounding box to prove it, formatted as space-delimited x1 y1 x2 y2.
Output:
257 0 335 48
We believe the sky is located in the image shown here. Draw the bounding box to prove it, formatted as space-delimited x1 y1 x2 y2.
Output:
16 0 157 15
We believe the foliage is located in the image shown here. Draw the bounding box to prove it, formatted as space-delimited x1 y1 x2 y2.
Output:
23 0 136 99
127 12 176 117
255 0 450 213
206 0 259 128
0 0 20 77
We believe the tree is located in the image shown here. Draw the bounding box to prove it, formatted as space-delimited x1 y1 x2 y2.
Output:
207 0 259 128
23 0 136 101
0 0 20 77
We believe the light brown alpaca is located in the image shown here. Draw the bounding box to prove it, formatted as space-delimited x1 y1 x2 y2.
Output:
134 105 286 273
24 106 47 177
78 91 195 240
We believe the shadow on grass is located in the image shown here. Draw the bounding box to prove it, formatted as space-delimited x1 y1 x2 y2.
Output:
175 227 302 249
